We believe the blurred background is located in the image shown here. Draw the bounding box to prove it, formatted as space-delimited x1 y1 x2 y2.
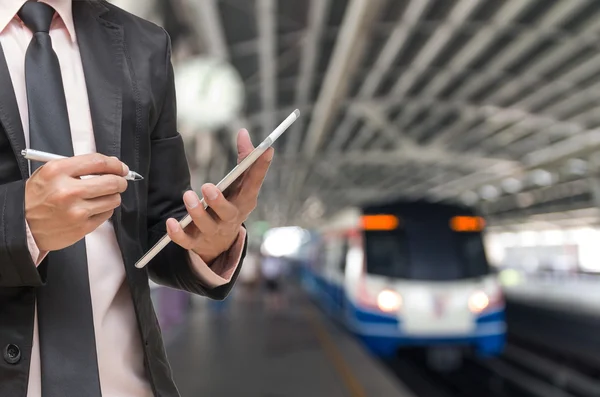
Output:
111 0 600 396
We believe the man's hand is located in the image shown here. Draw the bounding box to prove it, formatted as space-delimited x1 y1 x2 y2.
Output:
167 128 273 263
25 153 129 252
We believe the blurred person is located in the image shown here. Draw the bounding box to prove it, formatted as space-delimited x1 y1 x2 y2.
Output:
0 1 273 397
261 255 287 310
240 247 260 282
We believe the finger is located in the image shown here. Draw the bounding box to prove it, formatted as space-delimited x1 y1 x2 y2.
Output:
86 209 115 232
44 153 129 178
84 193 122 216
237 147 274 200
77 175 128 199
201 184 239 223
237 128 255 163
166 218 196 250
183 191 219 235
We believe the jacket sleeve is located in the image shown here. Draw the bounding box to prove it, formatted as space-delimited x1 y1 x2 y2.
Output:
144 30 246 300
0 180 46 287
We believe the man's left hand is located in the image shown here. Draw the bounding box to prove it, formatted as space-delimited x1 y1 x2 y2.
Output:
166 128 273 263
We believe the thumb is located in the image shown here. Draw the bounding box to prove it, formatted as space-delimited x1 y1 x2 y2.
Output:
237 128 255 163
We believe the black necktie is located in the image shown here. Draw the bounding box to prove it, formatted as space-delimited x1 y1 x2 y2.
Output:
20 2 102 396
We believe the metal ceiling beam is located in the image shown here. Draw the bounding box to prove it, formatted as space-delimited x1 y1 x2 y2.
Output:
524 129 600 168
427 161 524 199
391 0 480 99
393 0 589 156
482 179 590 213
367 0 530 150
350 104 416 149
283 0 330 158
286 0 384 220
327 0 432 153
345 105 521 169
453 0 588 101
360 0 432 97
362 0 481 150
395 1 588 149
462 49 600 152
230 30 304 58
301 0 382 156
354 96 577 129
183 0 249 152
397 23 600 198
187 0 229 60
329 147 517 169
422 0 532 99
280 0 331 220
426 142 600 203
257 0 277 137
485 199 597 225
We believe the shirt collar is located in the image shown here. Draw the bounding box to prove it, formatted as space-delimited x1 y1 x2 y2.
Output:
0 0 76 42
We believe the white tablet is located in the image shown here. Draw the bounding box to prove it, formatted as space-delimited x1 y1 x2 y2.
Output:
135 109 300 269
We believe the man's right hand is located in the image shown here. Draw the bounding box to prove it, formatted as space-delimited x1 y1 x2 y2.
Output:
25 153 130 252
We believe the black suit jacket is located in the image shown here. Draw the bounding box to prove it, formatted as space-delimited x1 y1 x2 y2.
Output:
0 2 246 396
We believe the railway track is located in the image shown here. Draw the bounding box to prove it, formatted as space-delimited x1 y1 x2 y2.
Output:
387 341 600 397
385 298 600 397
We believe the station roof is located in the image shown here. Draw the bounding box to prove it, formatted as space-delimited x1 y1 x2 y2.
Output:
115 0 600 227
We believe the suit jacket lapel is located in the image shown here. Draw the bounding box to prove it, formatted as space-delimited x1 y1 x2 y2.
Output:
73 1 127 230
72 1 123 160
0 45 28 179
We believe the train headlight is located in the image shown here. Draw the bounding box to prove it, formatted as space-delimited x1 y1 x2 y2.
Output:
377 290 402 313
468 290 489 313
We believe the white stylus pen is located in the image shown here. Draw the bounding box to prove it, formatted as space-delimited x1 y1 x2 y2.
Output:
21 149 144 181
134 109 300 269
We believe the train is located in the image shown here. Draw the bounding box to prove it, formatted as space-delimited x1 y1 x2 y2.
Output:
300 200 506 366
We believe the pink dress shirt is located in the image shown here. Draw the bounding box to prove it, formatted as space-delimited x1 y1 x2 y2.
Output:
0 1 245 396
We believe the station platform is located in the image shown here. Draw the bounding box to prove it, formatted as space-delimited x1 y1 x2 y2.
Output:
502 274 600 367
503 273 600 314
163 284 415 397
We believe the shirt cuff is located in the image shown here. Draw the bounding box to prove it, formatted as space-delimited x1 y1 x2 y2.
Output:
187 227 246 289
25 220 48 267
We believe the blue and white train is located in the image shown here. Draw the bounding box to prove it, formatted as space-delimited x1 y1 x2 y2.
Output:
301 200 506 361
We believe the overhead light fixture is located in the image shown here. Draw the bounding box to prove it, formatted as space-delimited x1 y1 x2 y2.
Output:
479 185 500 201
501 178 522 194
460 191 478 206
564 159 588 176
529 169 554 187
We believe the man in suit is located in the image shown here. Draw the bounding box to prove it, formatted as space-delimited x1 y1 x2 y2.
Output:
0 0 273 396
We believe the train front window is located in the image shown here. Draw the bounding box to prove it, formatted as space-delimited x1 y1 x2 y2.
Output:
364 230 411 278
453 232 490 278
363 224 490 280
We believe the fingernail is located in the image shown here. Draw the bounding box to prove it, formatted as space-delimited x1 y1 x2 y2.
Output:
167 219 178 233
205 185 219 201
184 192 199 209
122 163 129 175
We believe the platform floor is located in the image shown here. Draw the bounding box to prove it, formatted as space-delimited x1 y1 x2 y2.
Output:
165 284 414 397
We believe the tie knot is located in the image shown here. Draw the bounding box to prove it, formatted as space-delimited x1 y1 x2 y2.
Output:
18 1 55 34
